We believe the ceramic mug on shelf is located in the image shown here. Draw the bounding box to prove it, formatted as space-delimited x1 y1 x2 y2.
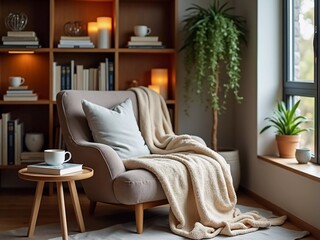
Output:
134 25 151 37
295 148 314 164
9 76 25 87
44 149 72 166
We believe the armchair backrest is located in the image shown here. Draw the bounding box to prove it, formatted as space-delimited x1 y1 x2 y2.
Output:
57 90 139 145
56 90 140 203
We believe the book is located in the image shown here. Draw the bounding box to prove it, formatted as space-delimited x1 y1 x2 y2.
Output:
21 151 44 160
0 44 41 48
3 41 39 45
127 45 165 49
2 36 38 41
27 162 83 175
59 40 92 44
57 44 94 48
15 122 24 165
108 61 114 90
2 112 11 165
8 85 29 90
3 94 38 101
7 119 18 165
130 36 159 42
127 41 162 46
7 89 34 94
60 36 91 40
7 31 36 37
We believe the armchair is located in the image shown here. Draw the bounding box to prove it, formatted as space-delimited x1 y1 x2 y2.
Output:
56 90 168 234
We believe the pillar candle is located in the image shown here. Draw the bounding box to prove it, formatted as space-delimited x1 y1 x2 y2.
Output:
97 17 112 48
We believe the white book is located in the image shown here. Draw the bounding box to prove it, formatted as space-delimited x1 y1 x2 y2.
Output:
83 69 89 90
52 62 57 101
76 65 84 90
59 40 92 44
3 41 39 45
57 44 94 48
55 65 61 97
2 112 11 165
3 94 38 101
27 162 83 175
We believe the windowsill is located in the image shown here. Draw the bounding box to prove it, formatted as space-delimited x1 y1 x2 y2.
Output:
258 155 320 183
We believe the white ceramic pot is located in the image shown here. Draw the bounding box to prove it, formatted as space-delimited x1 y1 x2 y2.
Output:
218 149 240 191
25 133 44 152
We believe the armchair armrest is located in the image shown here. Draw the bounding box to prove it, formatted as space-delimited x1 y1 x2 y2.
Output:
68 140 126 203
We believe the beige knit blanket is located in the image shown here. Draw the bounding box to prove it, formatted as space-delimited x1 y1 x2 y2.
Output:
124 87 286 239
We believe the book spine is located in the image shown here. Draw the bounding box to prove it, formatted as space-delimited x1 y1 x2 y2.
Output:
65 64 71 90
7 120 15 165
108 61 114 91
61 65 66 90
2 112 11 165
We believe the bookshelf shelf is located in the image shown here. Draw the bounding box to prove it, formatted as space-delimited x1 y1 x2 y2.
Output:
0 0 178 175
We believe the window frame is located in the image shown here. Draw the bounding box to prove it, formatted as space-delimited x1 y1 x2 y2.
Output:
283 0 319 164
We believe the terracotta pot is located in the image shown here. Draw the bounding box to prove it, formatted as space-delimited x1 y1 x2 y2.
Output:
276 135 300 158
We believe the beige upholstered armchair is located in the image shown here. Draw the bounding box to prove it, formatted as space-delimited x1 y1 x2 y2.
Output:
56 90 168 234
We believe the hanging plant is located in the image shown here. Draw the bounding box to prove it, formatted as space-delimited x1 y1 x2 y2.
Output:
180 0 247 151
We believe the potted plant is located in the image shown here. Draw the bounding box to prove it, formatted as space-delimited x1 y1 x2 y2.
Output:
180 0 247 151
180 1 247 190
260 100 312 158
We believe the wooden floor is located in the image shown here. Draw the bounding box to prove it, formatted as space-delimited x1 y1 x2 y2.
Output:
0 187 315 239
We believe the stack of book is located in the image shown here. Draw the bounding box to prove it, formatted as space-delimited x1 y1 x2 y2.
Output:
20 152 44 164
58 36 94 48
3 85 38 101
27 162 83 175
1 31 41 48
52 58 114 100
0 112 25 166
127 36 164 48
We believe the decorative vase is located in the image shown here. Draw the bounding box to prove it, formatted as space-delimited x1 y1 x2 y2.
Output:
276 134 300 158
218 149 240 191
25 133 44 152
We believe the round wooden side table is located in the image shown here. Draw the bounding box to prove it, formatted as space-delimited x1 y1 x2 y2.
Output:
18 167 94 240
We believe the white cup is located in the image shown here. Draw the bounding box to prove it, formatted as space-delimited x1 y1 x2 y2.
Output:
134 25 151 37
9 76 25 87
44 149 72 166
295 148 314 164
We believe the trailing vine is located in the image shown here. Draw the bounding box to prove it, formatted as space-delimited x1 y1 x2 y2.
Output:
180 0 246 150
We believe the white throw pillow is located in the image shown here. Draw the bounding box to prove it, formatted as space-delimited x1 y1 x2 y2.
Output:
82 98 150 159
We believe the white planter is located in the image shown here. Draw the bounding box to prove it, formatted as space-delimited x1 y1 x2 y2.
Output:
218 149 240 191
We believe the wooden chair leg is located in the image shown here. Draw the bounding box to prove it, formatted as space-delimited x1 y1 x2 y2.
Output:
135 203 144 234
89 200 97 215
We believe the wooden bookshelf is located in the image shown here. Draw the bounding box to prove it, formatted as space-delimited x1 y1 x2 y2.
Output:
0 0 178 171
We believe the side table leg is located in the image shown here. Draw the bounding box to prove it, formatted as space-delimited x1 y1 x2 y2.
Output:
56 182 68 240
28 180 45 237
68 181 85 232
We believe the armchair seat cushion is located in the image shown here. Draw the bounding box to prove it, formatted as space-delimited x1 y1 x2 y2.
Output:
113 169 166 205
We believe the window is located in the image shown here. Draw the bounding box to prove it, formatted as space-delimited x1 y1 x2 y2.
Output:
284 0 318 163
